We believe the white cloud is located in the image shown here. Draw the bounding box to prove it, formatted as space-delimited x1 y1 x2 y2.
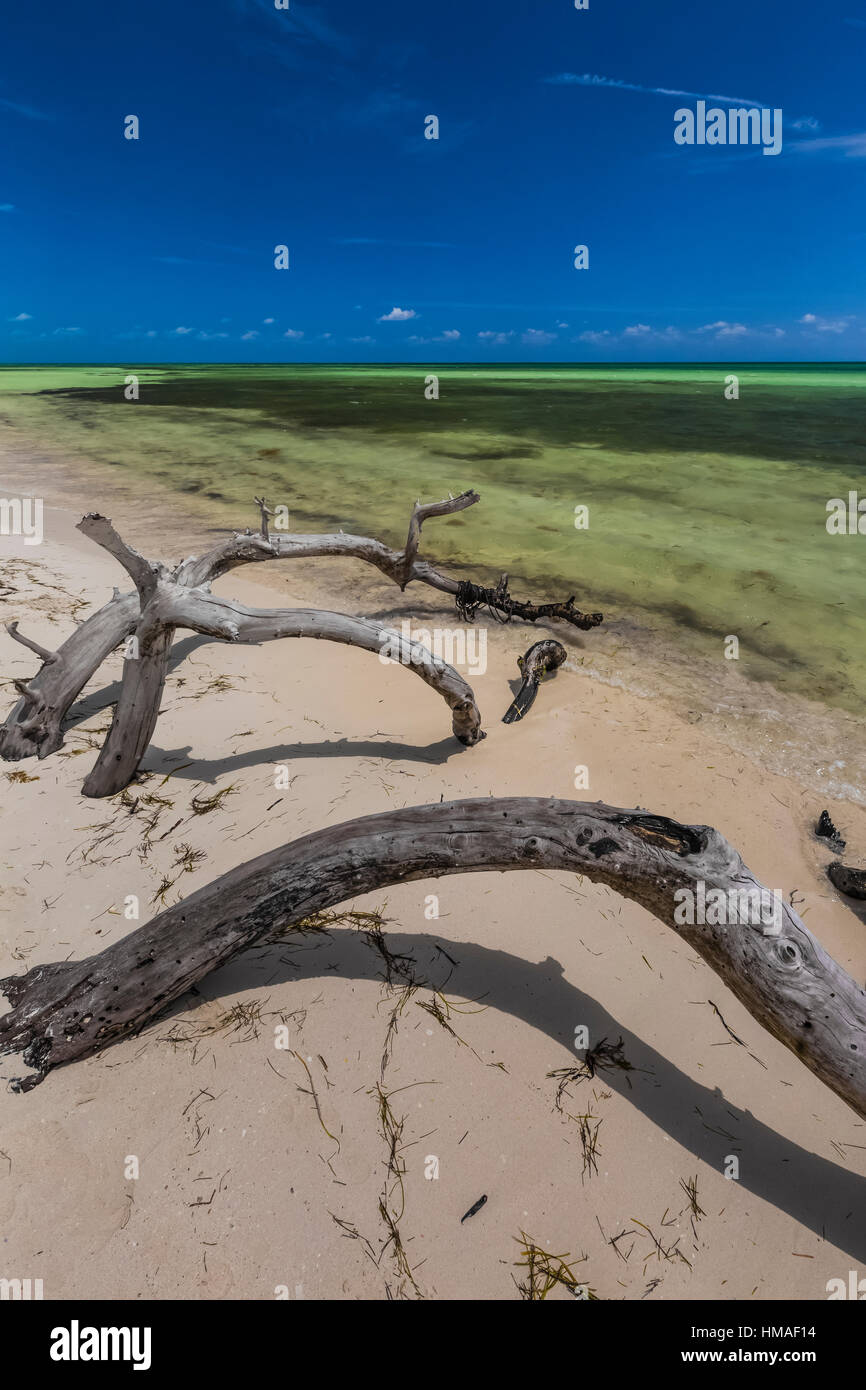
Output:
53 326 82 335
172 325 193 335
477 330 512 345
9 312 31 321
241 330 259 341
799 312 852 333
522 328 557 346
791 116 820 131
263 317 274 324
698 320 748 338
197 330 229 340
409 329 461 344
350 336 375 343
578 324 683 345
578 329 613 344
377 306 417 321
283 328 304 339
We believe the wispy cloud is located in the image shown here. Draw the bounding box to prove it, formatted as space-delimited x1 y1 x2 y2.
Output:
0 95 51 121
0 203 14 212
576 320 788 346
578 329 613 345
9 312 31 321
283 329 304 339
522 328 557 346
580 323 682 343
333 237 456 249
799 312 855 333
791 131 866 158
235 0 357 61
544 73 765 106
406 329 461 344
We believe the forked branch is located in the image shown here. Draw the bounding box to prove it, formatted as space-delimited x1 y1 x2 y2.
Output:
1 490 600 772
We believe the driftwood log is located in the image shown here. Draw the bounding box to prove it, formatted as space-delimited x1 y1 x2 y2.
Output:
1 797 864 1123
0 491 602 794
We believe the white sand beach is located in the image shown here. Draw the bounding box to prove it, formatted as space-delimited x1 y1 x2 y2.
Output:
1 441 865 1301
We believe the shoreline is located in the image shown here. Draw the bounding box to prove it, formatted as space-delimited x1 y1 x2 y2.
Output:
1 415 865 808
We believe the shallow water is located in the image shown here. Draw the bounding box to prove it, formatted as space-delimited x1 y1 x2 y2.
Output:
1 363 864 799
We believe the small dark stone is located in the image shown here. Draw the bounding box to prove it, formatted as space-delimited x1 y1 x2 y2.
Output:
827 862 866 900
816 810 846 853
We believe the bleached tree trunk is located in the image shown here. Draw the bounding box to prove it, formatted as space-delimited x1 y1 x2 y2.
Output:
82 599 484 797
1 493 601 786
2 797 864 1122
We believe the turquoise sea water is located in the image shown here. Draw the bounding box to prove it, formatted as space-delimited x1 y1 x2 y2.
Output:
0 363 864 735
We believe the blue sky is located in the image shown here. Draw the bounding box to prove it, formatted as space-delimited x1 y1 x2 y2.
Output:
2 0 864 362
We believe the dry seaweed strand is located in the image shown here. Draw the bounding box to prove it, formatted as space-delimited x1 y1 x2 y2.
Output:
512 1232 597 1300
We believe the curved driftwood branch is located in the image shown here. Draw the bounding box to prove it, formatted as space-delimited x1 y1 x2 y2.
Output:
1 492 602 767
82 593 483 797
2 798 864 1121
